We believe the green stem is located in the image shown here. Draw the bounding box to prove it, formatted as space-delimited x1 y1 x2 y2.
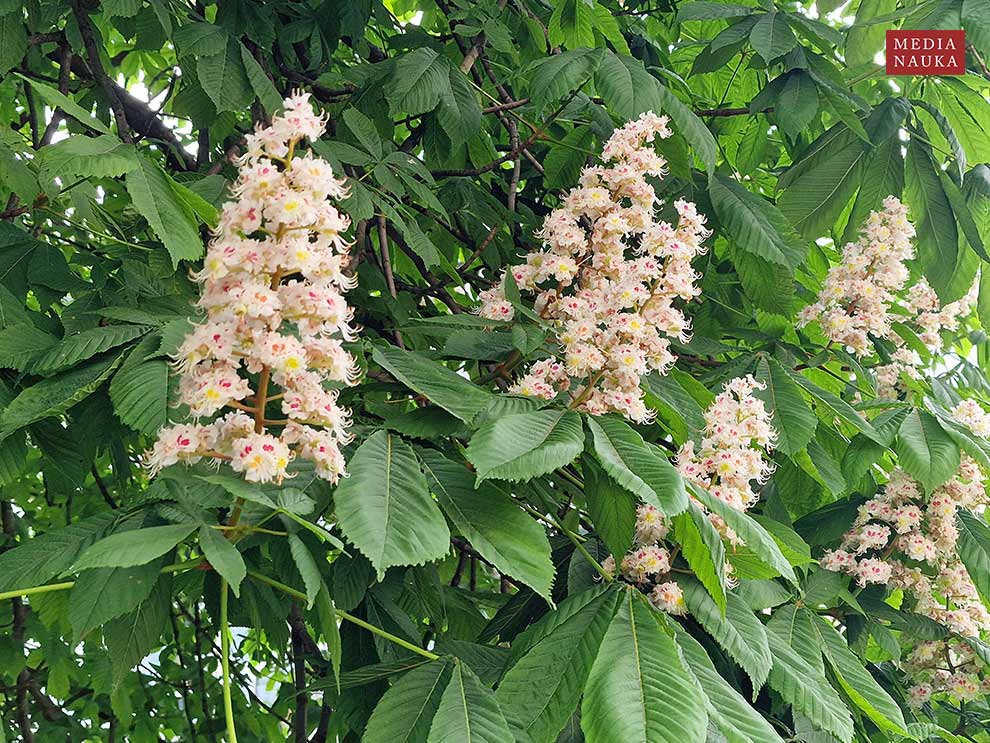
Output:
220 579 238 743
246 570 440 661
515 503 612 583
0 581 75 602
0 559 206 602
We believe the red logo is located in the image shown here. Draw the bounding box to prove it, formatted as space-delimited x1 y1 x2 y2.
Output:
886 30 965 75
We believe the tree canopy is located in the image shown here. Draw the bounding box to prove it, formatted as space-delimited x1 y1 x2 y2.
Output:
2 0 990 741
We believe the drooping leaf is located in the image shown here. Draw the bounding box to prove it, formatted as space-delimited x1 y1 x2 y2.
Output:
895 408 960 493
198 525 246 597
673 500 727 612
712 175 806 271
754 356 817 456
72 523 197 570
126 155 204 266
69 560 162 638
465 409 584 483
364 659 453 743
427 660 513 743
335 431 450 579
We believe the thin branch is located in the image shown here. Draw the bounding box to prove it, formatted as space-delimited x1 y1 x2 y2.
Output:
377 215 404 348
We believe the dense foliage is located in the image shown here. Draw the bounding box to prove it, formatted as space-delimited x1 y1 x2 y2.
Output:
2 0 990 741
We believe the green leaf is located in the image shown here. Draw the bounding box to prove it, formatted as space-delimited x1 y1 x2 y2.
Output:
197 37 254 113
963 0 990 57
845 0 897 67
548 0 596 49
595 51 663 120
198 525 246 598
529 48 603 115
841 137 905 244
957 509 990 606
173 21 227 56
37 134 138 179
335 431 450 579
386 48 450 116
69 560 162 638
73 523 197 570
754 356 817 456
126 155 204 266
655 82 718 175
812 616 909 736
0 324 58 370
364 659 453 743
14 73 112 134
496 586 619 743
673 626 785 743
776 71 819 139
371 344 494 424
342 108 383 160
466 409 584 483
586 415 688 516
288 533 322 609
905 139 959 299
789 372 883 443
544 126 595 189
0 12 25 76
691 487 798 584
0 512 115 593
581 589 708 743
239 42 282 114
428 660 513 743
0 352 124 439
583 457 637 560
198 473 276 509
313 583 342 690
109 359 171 435
673 501 726 612
439 64 483 147
680 579 772 691
104 576 170 688
749 12 798 61
711 175 806 271
895 408 960 493
29 325 148 375
766 630 853 742
420 450 554 601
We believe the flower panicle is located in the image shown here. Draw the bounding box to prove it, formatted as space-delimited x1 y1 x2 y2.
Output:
146 92 357 486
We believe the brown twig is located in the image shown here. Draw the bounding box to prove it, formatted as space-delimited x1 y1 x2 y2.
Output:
69 0 132 143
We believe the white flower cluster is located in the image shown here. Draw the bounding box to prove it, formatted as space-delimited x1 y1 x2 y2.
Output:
479 112 709 422
798 197 976 398
146 93 357 484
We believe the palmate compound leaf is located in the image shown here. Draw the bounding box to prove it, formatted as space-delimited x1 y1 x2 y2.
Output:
419 449 555 601
766 628 854 742
586 415 688 516
678 578 772 692
812 615 909 736
580 588 708 743
363 658 453 743
427 660 514 743
334 430 450 579
672 626 785 743
465 408 584 483
495 585 620 743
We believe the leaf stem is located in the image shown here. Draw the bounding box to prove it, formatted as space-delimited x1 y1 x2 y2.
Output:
246 570 440 660
0 559 205 602
219 579 238 743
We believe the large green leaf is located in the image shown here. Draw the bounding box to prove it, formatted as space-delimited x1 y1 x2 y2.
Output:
711 175 806 271
749 12 797 61
109 358 172 435
595 51 662 120
586 415 688 516
420 450 554 601
72 523 197 570
766 630 854 742
673 627 785 743
364 659 453 743
439 64 482 147
386 48 450 116
334 431 450 579
104 575 171 688
37 134 138 179
198 525 246 598
673 501 726 612
583 457 637 560
68 560 162 639
427 660 513 743
957 509 990 606
465 409 584 483
197 37 254 113
0 323 58 370
0 512 115 593
28 325 148 375
528 48 603 114
0 352 124 439
905 138 959 299
497 586 619 743
655 82 718 175
754 356 816 456
895 409 960 493
679 579 772 691
372 344 494 424
126 155 204 266
580 589 708 743
812 616 909 736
